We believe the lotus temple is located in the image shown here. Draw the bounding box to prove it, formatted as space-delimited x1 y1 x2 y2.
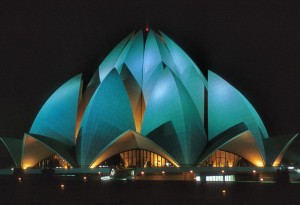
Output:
0 28 298 181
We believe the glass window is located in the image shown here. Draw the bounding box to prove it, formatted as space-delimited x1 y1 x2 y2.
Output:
200 149 253 167
116 149 173 168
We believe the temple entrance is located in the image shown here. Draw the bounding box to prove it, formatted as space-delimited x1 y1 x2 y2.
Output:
199 150 254 167
34 154 72 169
97 149 175 168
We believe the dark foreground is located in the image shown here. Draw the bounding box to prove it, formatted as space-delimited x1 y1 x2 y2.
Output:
0 175 299 205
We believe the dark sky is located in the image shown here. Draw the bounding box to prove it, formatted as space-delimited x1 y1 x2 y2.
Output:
0 0 299 139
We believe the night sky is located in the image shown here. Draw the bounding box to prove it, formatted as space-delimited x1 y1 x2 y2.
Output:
0 0 299 140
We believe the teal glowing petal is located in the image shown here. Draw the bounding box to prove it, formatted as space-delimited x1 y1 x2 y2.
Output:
98 32 133 82
123 30 144 87
113 34 134 73
159 31 207 88
120 65 144 132
76 69 135 167
30 74 82 146
180 66 205 123
208 70 268 160
143 30 163 85
153 32 179 76
158 31 206 122
238 93 269 138
141 65 206 166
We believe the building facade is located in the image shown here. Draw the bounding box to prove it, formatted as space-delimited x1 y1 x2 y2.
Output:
0 29 298 170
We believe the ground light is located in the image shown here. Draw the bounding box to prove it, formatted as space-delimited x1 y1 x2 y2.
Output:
18 177 22 182
60 184 65 190
195 176 201 181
